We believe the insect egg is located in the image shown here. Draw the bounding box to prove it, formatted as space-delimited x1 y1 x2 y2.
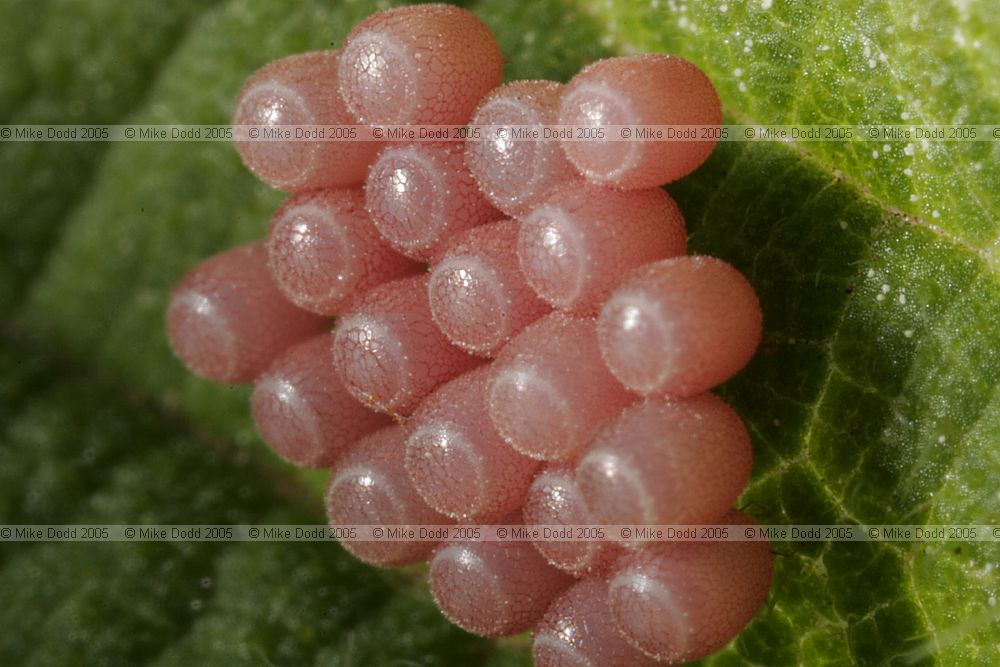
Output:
338 3 503 125
518 181 687 315
331 274 481 417
404 365 540 522
486 312 633 461
251 333 391 468
577 394 752 537
232 50 381 192
266 188 419 315
597 255 763 397
326 425 453 567
166 242 328 383
465 80 577 217
366 141 503 262
559 54 722 188
428 219 551 356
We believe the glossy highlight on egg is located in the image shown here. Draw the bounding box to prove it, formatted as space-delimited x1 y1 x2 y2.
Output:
169 4 773 663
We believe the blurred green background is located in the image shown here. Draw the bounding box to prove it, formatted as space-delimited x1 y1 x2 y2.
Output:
1 0 998 664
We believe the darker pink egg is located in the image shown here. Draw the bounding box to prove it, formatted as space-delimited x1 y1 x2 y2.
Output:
233 50 381 191
251 333 391 468
559 54 722 188
608 510 774 662
331 274 481 417
486 312 633 461
266 188 419 315
465 80 577 217
598 255 762 397
338 4 503 125
429 516 574 637
166 242 328 383
523 465 626 576
326 425 453 567
404 365 540 521
533 577 661 667
428 219 551 356
577 395 752 540
518 181 687 315
366 142 502 262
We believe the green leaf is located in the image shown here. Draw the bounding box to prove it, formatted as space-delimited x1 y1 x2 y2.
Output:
4 0 999 665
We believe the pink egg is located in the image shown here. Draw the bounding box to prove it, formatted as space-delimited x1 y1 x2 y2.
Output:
598 255 762 397
338 4 503 125
523 465 626 576
486 312 633 461
166 242 328 383
465 81 577 217
404 366 540 521
326 425 453 567
428 219 551 356
366 142 502 262
518 181 687 315
577 395 752 538
266 188 420 315
250 333 391 468
332 274 481 418
559 54 722 188
533 577 661 667
429 517 574 637
608 509 773 662
232 50 381 192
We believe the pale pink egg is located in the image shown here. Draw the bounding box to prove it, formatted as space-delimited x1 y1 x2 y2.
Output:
464 80 577 217
429 517 574 637
608 509 774 662
598 255 762 397
404 365 540 521
166 242 328 383
331 274 481 418
428 219 551 356
326 424 453 567
486 313 633 461
559 54 722 188
577 395 752 538
266 188 419 315
338 4 503 125
232 50 381 192
522 465 626 576
250 333 391 468
366 142 502 262
518 181 686 314
533 577 661 667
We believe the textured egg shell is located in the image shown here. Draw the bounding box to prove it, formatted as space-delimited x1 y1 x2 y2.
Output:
522 465 626 576
326 424 453 567
465 80 577 217
486 312 633 461
366 142 502 262
338 4 503 125
533 577 661 667
405 365 540 521
233 50 381 191
577 394 752 535
266 188 419 315
518 181 687 315
428 219 551 356
251 333 391 468
166 242 328 383
559 54 722 188
332 274 481 417
429 519 574 637
608 509 774 662
598 255 762 397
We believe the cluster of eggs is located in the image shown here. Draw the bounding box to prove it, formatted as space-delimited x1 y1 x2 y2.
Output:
166 4 772 665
